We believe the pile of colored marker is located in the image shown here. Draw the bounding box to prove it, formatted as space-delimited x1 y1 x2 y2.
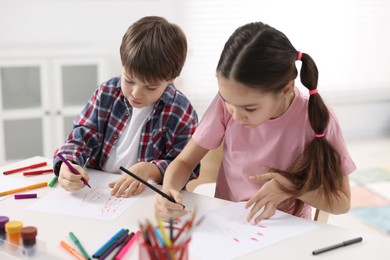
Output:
138 211 203 260
60 228 138 260
0 161 58 199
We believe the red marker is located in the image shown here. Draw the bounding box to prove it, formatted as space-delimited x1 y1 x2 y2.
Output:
23 169 53 176
3 162 47 175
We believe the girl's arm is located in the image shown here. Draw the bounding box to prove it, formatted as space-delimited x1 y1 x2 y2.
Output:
246 172 351 223
155 139 209 221
162 138 209 192
298 174 351 214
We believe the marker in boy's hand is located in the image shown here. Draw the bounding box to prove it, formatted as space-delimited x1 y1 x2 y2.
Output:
57 153 91 191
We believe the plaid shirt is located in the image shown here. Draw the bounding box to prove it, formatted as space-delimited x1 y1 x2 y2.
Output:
53 77 200 180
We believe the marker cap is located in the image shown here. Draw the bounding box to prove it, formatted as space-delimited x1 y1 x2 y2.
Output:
5 221 23 234
0 216 9 234
14 194 37 199
21 226 38 246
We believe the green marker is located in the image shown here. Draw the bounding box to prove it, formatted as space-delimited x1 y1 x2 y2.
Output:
48 176 58 187
69 231 90 260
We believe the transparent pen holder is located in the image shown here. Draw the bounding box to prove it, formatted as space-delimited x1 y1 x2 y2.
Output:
0 237 47 259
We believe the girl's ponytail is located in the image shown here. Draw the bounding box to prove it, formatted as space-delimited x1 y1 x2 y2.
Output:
284 52 344 215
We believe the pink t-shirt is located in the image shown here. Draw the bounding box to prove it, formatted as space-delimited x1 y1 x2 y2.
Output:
192 87 356 218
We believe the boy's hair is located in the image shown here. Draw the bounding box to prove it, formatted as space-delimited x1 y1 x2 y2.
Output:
120 16 187 84
217 22 344 215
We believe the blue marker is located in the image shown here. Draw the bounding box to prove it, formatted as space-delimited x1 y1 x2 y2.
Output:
92 228 126 258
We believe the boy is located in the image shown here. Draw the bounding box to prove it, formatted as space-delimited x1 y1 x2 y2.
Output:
53 16 199 197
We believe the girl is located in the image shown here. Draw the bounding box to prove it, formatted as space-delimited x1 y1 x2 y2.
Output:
154 21 356 224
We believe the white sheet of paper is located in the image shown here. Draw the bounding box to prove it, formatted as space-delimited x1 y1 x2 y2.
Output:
0 176 36 201
28 169 138 221
189 201 319 259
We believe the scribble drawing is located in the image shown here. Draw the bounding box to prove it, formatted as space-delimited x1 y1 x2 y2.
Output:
213 212 267 243
80 186 124 217
81 187 106 205
101 196 124 216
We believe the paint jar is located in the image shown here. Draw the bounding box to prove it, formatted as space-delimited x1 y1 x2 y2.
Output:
0 216 9 245
5 221 23 245
20 226 38 256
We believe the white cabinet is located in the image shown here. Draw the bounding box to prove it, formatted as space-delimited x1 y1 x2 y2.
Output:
0 55 106 165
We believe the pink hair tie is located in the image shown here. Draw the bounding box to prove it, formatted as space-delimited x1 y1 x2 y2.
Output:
315 133 325 138
296 51 302 61
309 89 318 95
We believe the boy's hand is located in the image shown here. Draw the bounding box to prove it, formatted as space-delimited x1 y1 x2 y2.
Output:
154 189 188 222
109 162 160 197
58 162 89 192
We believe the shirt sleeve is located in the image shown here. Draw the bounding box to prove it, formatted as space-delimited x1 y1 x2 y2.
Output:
192 94 227 150
150 97 200 181
53 87 101 175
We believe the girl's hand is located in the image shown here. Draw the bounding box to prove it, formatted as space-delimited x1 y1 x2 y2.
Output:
154 189 188 222
108 162 154 197
58 162 89 191
245 172 292 224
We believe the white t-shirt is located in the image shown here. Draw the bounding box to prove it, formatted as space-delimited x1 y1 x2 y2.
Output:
104 105 154 174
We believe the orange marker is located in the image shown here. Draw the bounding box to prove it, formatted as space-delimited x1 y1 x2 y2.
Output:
0 182 47 197
60 240 86 260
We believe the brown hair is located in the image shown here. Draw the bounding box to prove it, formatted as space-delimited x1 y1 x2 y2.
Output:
120 16 187 84
216 22 344 215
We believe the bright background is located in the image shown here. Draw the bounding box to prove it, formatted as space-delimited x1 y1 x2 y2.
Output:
1 0 389 140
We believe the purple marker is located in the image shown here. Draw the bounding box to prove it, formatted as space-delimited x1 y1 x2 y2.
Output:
14 194 37 200
57 153 91 188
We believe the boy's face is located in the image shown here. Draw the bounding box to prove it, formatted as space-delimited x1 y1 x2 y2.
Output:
121 69 171 108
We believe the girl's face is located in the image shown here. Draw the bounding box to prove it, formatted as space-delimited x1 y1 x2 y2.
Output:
121 69 172 108
218 77 293 128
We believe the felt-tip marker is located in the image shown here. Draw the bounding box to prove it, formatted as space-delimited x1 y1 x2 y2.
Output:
119 166 185 209
57 153 91 188
312 237 363 255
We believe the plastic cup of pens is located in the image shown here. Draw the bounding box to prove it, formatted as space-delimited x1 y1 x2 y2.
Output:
138 225 191 260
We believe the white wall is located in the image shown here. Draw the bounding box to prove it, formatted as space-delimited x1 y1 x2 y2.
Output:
179 0 390 140
1 0 389 140
0 0 183 77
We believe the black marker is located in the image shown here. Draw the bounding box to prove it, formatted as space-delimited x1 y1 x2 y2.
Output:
312 237 363 255
119 166 185 209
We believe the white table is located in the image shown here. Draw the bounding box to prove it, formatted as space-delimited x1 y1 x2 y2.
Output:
1 157 390 260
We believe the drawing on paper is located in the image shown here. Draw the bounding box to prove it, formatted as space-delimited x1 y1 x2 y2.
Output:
81 186 124 217
27 169 139 221
227 224 266 243
214 212 267 243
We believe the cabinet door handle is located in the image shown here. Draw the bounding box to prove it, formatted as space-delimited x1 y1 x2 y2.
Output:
45 111 50 115
56 111 61 115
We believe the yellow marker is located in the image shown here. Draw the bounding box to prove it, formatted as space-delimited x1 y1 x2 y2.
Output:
0 182 47 197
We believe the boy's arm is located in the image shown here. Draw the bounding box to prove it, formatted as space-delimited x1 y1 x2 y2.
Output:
53 87 102 175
